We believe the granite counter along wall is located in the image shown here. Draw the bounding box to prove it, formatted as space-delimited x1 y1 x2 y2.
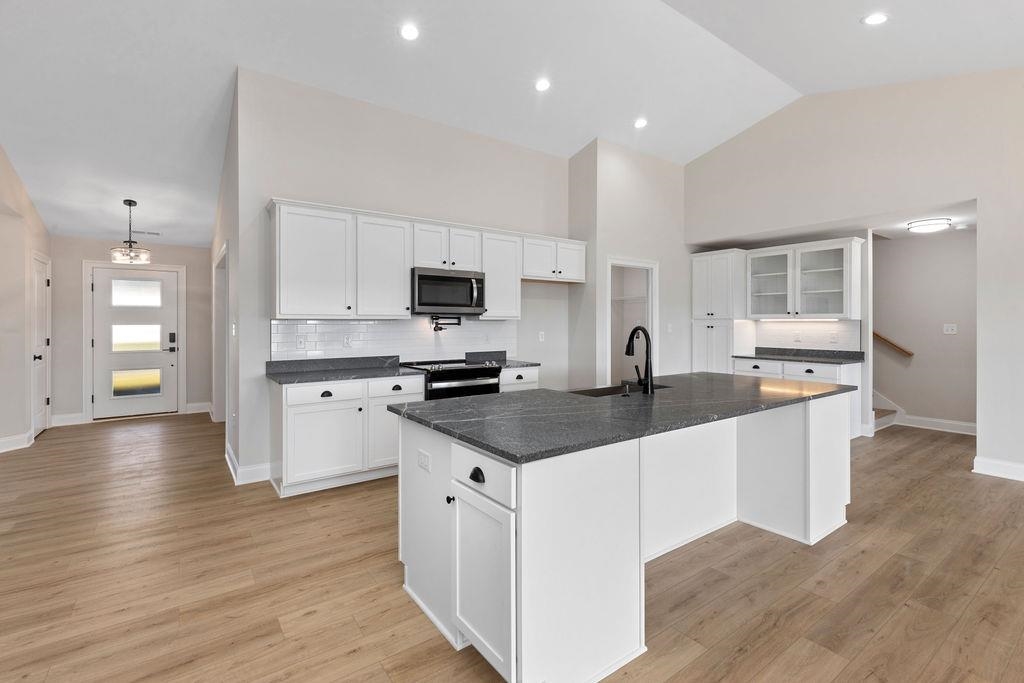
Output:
270 317 518 361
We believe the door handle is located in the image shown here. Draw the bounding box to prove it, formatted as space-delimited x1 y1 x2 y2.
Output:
161 347 176 353
32 354 43 361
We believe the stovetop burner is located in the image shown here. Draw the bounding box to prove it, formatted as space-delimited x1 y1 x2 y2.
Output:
401 359 501 372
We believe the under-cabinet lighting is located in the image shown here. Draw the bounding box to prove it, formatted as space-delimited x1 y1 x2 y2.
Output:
769 318 840 322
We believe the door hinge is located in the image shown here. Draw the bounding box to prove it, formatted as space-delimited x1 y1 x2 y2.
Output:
90 282 94 292
91 394 95 404
46 337 50 346
91 338 94 348
45 397 50 406
46 278 50 287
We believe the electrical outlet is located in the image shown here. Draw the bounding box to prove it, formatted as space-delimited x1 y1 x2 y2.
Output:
538 331 545 342
943 323 958 335
793 330 802 343
829 332 838 344
417 451 431 472
343 334 353 348
296 338 305 349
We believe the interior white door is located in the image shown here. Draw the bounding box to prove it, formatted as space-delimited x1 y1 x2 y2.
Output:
31 255 50 435
92 268 179 418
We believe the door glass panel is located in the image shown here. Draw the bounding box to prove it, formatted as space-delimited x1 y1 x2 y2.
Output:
112 279 161 307
749 253 789 316
799 248 844 315
111 324 161 352
112 369 161 397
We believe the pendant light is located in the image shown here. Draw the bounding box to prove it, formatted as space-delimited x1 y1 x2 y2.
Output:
110 198 151 264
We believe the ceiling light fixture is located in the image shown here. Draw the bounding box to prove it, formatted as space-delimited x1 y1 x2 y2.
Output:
400 22 419 41
954 224 970 230
534 77 551 92
110 199 151 264
634 117 648 130
861 12 888 25
907 218 952 234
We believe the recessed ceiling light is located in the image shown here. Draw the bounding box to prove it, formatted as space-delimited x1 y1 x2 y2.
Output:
535 77 551 92
861 12 888 25
907 218 952 233
634 117 648 130
400 22 419 41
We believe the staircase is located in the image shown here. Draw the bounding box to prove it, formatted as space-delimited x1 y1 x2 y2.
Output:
874 407 897 431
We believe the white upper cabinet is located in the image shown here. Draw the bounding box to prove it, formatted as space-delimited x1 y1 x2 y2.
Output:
414 224 482 271
356 216 413 318
523 237 586 282
273 203 356 319
747 238 863 320
691 250 746 319
480 232 522 320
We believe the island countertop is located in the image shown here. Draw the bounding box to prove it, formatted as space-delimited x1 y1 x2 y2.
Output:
388 371 856 464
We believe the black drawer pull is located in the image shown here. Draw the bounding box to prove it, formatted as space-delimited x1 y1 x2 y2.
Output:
515 374 524 380
392 384 402 391
752 364 760 370
320 390 333 398
469 467 485 484
805 369 814 374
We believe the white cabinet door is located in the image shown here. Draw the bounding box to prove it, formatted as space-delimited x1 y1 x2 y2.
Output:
708 323 732 373
357 216 412 317
795 244 848 318
449 228 482 272
366 394 408 469
276 205 356 318
480 233 522 320
286 399 364 484
556 242 585 281
522 238 558 279
691 256 710 318
414 223 449 269
748 249 794 319
709 254 732 319
453 482 516 683
691 324 709 372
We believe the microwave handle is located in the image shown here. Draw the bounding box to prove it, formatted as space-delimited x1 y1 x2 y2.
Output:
471 278 479 307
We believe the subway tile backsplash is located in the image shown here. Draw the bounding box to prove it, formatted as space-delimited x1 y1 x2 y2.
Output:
270 318 518 362
755 320 862 352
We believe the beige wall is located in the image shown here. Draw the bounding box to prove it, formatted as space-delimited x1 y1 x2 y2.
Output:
0 145 49 442
684 69 1023 467
49 235 212 417
874 231 976 422
229 69 572 466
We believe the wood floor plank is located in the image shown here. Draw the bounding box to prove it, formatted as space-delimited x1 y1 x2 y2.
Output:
750 637 849 682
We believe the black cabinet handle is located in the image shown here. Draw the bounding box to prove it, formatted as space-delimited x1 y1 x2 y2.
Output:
805 369 814 374
346 305 352 310
515 374 524 380
392 384 403 391
446 496 455 504
551 269 556 274
752 364 760 370
442 260 447 264
320 390 333 398
787 311 791 315
795 312 800 315
405 306 410 311
358 406 363 412
557 270 562 274
469 466 485 484
451 262 455 266
32 354 43 361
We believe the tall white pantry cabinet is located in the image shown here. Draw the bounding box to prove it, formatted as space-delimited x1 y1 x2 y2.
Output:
690 249 746 373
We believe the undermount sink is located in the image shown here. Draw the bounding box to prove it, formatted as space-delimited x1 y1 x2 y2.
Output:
569 383 669 397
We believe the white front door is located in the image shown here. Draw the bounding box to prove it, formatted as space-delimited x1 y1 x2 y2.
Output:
31 255 50 435
92 268 179 418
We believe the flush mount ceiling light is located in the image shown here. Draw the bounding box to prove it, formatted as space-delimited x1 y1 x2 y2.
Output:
110 199 151 264
399 22 419 41
634 117 648 130
907 217 952 234
861 12 888 25
534 77 551 92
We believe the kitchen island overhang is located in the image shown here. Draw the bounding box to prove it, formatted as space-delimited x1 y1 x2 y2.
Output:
391 372 855 682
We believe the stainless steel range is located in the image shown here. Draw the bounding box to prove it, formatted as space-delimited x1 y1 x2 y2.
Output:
400 359 502 400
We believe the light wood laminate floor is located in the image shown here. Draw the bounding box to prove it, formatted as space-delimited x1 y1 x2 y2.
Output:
1 415 1020 681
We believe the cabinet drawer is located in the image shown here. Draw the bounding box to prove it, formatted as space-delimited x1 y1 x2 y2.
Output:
286 381 363 406
367 376 424 398
451 443 517 509
733 359 782 375
500 367 539 386
783 362 841 382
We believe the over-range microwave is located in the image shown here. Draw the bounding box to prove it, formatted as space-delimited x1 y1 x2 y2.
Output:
411 267 486 315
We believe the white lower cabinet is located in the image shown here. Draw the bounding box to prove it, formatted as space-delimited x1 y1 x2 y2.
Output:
270 375 424 496
692 321 733 373
499 366 539 392
453 481 516 682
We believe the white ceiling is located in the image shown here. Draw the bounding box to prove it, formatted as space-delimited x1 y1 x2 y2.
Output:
0 0 799 246
663 0 1024 93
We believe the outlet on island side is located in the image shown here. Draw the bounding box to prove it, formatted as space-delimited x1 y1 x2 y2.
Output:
943 323 958 335
417 451 430 473
538 331 545 342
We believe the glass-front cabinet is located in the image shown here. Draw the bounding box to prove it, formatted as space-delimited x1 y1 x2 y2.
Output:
747 238 863 320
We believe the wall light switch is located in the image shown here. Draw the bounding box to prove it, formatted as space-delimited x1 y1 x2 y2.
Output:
417 450 431 472
538 331 545 342
943 323 958 335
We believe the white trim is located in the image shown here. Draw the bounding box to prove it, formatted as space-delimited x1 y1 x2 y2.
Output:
274 467 397 497
585 646 648 683
643 517 736 562
603 256 660 386
186 402 211 415
896 414 976 435
973 457 1024 482
404 584 468 650
860 422 877 437
82 260 188 419
30 251 52 435
224 441 270 485
0 429 34 454
51 413 90 427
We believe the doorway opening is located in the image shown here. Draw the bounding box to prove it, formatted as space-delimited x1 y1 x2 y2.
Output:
212 244 228 424
606 259 658 386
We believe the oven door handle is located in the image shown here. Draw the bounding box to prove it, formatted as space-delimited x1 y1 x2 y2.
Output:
428 377 500 390
471 278 479 307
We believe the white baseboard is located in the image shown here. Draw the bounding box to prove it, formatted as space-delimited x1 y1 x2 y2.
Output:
186 402 211 415
973 457 1024 482
0 429 33 454
896 414 976 435
224 441 270 485
51 412 90 427
860 422 876 438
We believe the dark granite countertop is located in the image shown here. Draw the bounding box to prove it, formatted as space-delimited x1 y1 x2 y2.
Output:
388 372 856 464
497 360 541 369
733 347 865 366
266 356 426 385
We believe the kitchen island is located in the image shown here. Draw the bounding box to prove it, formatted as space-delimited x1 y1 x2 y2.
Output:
390 372 855 682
